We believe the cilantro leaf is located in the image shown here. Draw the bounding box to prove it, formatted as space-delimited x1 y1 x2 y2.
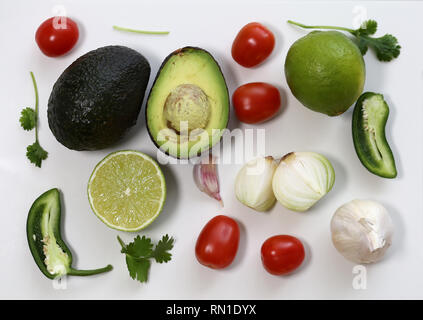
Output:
287 19 401 62
359 34 401 62
152 234 174 263
356 37 369 55
122 235 153 258
356 19 377 36
20 107 36 131
126 256 151 283
26 141 48 168
21 72 48 167
117 234 174 284
353 20 400 61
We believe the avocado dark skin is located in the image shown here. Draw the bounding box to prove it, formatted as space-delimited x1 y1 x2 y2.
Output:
48 45 150 150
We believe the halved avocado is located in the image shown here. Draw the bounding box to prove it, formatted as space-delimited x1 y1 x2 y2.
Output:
146 47 229 158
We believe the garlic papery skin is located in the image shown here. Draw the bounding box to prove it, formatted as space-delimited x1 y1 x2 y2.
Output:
235 156 277 212
331 199 394 264
272 152 335 212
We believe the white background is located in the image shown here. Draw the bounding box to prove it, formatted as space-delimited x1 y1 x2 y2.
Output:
0 0 422 299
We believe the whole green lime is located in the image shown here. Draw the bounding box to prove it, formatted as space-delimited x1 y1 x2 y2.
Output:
285 31 365 116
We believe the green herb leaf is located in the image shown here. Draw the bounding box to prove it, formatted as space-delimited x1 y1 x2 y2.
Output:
20 107 36 131
21 72 48 167
287 19 401 62
125 256 151 283
359 34 401 62
117 234 174 284
356 20 377 36
123 235 154 258
26 141 48 168
152 234 174 263
356 37 369 55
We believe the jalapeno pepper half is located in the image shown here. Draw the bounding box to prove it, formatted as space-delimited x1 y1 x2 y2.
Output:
352 92 397 178
27 188 113 279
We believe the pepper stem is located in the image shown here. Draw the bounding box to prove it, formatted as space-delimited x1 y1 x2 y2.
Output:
287 20 355 34
67 264 113 276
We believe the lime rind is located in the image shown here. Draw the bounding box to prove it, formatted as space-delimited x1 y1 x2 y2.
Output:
87 150 166 232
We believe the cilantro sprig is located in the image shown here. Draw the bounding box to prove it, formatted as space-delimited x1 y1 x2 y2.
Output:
19 72 48 167
287 19 401 62
117 234 174 283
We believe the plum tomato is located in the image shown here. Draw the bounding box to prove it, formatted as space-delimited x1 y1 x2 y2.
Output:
232 82 281 124
195 215 240 269
261 235 305 275
231 22 275 68
35 16 79 57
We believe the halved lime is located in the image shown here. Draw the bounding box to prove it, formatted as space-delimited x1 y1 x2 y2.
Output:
88 150 166 232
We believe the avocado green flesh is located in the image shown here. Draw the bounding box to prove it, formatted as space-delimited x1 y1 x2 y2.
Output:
147 47 229 158
352 92 397 178
285 31 365 116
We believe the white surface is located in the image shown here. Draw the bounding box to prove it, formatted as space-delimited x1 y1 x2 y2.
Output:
0 0 422 299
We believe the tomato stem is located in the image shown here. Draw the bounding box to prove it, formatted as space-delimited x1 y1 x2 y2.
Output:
113 25 169 35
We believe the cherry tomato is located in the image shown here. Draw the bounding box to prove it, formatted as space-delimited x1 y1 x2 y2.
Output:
232 82 281 124
231 22 275 68
195 215 240 269
261 235 305 275
35 17 79 57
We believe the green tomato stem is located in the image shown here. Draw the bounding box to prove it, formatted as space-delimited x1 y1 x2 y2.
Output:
67 264 113 276
287 20 355 34
113 25 169 35
30 71 39 142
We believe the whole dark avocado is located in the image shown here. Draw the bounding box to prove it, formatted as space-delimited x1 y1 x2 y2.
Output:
48 45 150 150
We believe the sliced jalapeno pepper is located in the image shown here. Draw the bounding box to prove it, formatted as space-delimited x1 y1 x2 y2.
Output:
27 188 113 279
352 92 397 178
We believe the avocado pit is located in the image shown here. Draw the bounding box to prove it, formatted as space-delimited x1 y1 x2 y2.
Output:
164 84 211 134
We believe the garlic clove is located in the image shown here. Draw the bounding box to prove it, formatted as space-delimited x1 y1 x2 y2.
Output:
272 152 335 212
330 199 394 264
235 156 277 212
193 154 223 206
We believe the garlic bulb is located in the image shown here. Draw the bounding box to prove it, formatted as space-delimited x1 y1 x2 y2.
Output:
235 156 277 211
272 152 335 212
331 199 393 264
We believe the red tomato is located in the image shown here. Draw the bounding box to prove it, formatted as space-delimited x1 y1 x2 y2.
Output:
231 22 275 68
232 82 281 124
261 235 305 275
195 215 240 269
35 17 79 57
